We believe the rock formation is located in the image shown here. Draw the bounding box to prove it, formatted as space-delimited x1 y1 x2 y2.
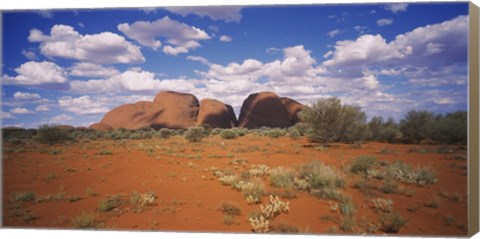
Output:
280 97 304 124
238 92 294 128
197 99 237 128
89 91 304 131
92 91 199 130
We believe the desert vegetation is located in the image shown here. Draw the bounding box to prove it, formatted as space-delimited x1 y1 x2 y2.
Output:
1 96 468 236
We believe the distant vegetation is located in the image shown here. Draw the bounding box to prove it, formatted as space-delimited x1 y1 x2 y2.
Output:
2 98 467 146
298 97 467 146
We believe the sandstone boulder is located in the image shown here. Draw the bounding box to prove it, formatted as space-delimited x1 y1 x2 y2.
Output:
238 92 293 128
94 91 200 130
197 99 237 128
280 97 304 124
89 122 113 131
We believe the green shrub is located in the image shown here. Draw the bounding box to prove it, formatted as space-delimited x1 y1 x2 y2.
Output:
98 195 122 212
379 212 407 233
220 129 238 139
298 97 368 146
368 117 401 143
288 128 301 139
350 156 377 177
35 124 72 144
242 180 264 204
8 137 23 145
15 191 36 201
292 122 310 136
269 167 295 188
158 128 174 138
399 110 436 143
184 126 206 142
299 160 345 190
71 212 101 229
220 202 242 216
211 128 223 135
265 128 286 138
338 105 369 143
387 161 437 185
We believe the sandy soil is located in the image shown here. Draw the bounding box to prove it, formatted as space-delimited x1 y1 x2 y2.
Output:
2 135 468 235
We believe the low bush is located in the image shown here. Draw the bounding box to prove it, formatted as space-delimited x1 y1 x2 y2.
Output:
350 156 377 177
35 124 72 144
15 191 36 201
242 180 264 204
379 212 407 233
220 202 241 216
158 128 175 139
299 160 345 190
184 126 206 142
220 129 239 139
387 161 437 185
269 167 295 188
71 211 102 229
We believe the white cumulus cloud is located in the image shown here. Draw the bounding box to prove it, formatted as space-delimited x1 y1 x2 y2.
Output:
219 35 233 42
118 16 211 55
59 95 111 115
3 61 68 86
385 3 408 13
10 107 34 114
69 62 120 78
377 18 393 26
70 70 200 94
28 25 145 64
14 91 42 100
327 29 342 38
35 105 51 112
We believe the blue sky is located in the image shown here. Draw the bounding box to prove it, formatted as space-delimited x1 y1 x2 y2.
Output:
1 2 469 128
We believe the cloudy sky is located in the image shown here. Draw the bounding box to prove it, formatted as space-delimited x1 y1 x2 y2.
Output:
1 2 469 128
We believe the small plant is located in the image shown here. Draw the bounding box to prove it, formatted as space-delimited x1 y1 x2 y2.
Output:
311 188 346 202
158 128 174 139
372 198 393 213
14 191 36 201
220 202 241 216
424 198 440 209
220 129 238 139
218 175 238 186
380 178 398 194
223 214 235 225
249 165 271 177
387 161 437 185
98 195 122 212
86 187 97 197
269 167 295 188
340 198 356 217
299 160 345 190
184 126 206 143
248 195 291 233
98 150 113 155
249 214 270 233
141 192 157 206
339 217 356 232
288 129 301 139
350 156 377 177
260 195 290 218
379 212 407 233
270 223 300 233
71 211 101 229
242 180 264 204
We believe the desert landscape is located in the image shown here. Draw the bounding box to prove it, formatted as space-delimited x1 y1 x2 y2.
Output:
2 91 468 235
1 2 471 236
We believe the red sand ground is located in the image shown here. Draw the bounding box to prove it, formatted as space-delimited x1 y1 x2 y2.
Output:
2 135 468 235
